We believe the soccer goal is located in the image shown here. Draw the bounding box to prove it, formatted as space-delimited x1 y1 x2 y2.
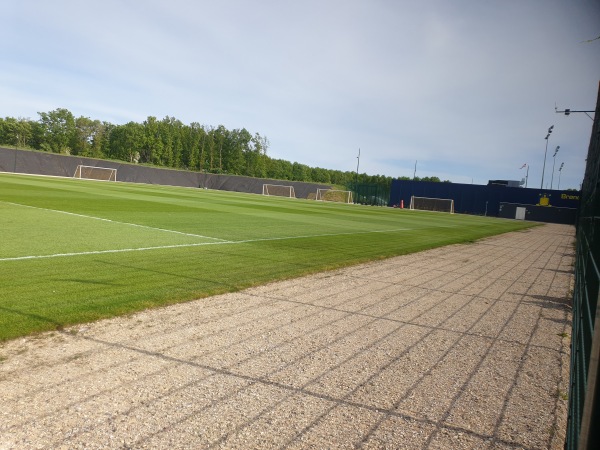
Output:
262 184 296 198
315 189 353 204
409 196 454 214
73 165 117 181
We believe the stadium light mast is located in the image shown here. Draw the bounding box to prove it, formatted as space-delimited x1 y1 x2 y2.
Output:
541 125 554 189
355 148 360 184
550 146 560 189
558 162 564 190
519 163 529 188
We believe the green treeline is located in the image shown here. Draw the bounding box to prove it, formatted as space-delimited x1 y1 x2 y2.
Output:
0 108 445 187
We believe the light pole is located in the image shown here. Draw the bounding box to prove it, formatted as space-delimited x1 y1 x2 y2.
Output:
558 162 564 190
550 146 560 189
541 125 554 189
355 148 360 185
520 163 529 187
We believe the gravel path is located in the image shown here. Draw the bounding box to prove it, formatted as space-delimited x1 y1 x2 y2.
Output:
0 223 574 449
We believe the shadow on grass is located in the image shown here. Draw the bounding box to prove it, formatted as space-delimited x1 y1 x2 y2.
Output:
0 305 64 329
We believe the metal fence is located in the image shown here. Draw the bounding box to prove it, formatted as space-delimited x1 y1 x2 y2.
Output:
565 82 600 450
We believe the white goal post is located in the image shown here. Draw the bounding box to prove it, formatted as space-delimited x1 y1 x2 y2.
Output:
409 196 454 214
262 184 296 198
315 189 353 204
73 165 117 181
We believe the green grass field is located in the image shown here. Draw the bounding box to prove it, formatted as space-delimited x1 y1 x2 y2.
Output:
0 173 535 341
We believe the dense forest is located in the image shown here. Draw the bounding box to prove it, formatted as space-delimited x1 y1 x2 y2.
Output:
0 108 445 187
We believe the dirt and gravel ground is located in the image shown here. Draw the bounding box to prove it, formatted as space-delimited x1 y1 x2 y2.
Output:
0 223 574 449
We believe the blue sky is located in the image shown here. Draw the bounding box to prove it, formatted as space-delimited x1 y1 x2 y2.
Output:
1 0 599 190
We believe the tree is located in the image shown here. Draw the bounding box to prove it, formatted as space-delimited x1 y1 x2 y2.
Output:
73 116 105 157
181 122 204 170
0 117 33 148
248 133 268 178
211 125 228 173
108 122 144 163
141 116 163 164
0 109 414 187
37 108 76 153
292 162 310 181
227 128 251 175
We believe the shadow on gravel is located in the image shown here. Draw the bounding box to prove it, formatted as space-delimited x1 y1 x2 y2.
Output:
523 294 572 309
544 268 575 275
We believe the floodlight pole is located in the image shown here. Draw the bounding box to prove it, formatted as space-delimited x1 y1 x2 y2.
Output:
519 163 529 188
541 125 554 189
413 160 417 180
355 148 360 185
550 146 560 189
558 162 564 190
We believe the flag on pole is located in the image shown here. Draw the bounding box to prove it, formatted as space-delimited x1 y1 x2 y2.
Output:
519 163 527 169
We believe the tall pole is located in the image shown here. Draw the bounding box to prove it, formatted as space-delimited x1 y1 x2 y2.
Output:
558 162 564 190
541 125 554 189
355 148 360 185
550 146 560 189
520 163 529 188
413 160 417 180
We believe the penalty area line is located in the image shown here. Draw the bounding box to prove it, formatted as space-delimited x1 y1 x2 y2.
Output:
0 228 412 262
0 241 231 262
0 200 228 242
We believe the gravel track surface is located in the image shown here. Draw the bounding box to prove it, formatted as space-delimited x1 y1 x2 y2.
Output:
0 223 574 449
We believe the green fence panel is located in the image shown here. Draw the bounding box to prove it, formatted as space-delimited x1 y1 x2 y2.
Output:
565 83 600 450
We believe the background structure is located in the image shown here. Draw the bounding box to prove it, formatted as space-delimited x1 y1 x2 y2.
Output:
389 179 579 224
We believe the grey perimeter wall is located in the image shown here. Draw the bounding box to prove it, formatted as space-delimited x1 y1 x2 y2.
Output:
0 147 332 198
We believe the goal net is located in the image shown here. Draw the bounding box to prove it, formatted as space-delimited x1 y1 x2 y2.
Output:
409 196 454 213
315 189 353 204
262 184 296 198
73 165 117 181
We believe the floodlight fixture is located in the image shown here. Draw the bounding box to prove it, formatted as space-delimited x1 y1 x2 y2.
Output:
551 146 560 189
541 125 554 189
558 162 564 190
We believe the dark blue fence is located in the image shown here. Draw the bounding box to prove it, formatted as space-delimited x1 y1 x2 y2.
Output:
389 179 579 222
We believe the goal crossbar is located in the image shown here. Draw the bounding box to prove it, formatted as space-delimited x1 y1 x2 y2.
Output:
409 196 454 214
262 184 296 198
73 165 117 182
315 189 353 204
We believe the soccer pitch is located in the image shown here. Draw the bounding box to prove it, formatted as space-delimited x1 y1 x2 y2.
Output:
0 173 535 340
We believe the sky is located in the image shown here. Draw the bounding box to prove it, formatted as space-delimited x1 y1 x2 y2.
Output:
1 0 599 190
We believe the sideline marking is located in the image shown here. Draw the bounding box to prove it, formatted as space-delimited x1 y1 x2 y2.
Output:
0 228 411 262
1 200 228 241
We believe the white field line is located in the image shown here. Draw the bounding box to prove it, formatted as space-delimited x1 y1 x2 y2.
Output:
0 228 412 262
1 200 228 241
